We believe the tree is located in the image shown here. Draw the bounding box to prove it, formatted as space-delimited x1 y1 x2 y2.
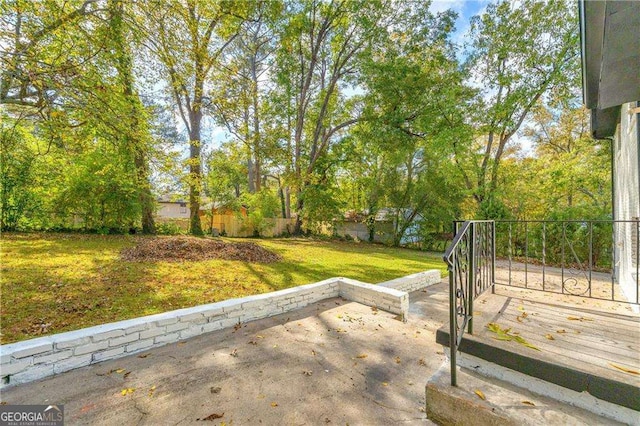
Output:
272 0 391 233
458 0 579 212
109 0 155 233
138 0 249 235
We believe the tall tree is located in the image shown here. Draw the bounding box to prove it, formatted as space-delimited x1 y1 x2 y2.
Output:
109 0 155 233
138 0 248 235
458 0 579 213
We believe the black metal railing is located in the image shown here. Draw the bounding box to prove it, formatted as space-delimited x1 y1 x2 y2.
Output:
492 220 640 304
443 220 495 386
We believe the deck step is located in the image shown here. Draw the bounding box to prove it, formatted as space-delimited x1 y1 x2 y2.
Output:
435 327 640 412
425 362 625 426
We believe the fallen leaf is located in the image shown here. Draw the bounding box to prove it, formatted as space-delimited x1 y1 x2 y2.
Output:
210 387 222 394
545 334 555 340
382 382 389 386
137 353 149 358
303 370 313 376
609 363 639 375
394 356 401 364
356 354 368 359
567 316 593 322
120 388 135 396
148 385 156 397
517 306 525 311
556 329 567 334
418 358 427 366
371 307 378 312
516 316 523 323
474 390 486 400
115 369 125 373
198 412 224 421
248 340 257 345
521 400 536 406
123 371 131 379
230 349 238 357
271 402 278 407
256 335 264 339
311 350 316 356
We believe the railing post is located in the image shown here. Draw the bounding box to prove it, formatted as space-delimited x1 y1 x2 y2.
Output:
467 222 475 335
449 261 457 386
491 221 496 294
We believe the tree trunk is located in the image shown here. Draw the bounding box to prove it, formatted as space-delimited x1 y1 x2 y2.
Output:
111 0 155 234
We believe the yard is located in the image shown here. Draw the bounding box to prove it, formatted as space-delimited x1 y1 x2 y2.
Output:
0 233 445 344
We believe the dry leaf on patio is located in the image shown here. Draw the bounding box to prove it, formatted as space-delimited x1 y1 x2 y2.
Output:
609 363 639 375
545 334 555 340
137 353 150 358
474 390 486 400
356 354 368 359
303 370 313 376
521 400 536 406
148 385 156 397
248 340 258 345
230 349 238 357
395 356 401 364
382 382 389 386
418 358 427 366
556 329 567 334
567 316 593 322
123 371 131 379
115 369 125 373
270 402 278 407
517 306 525 311
120 388 135 396
197 412 224 421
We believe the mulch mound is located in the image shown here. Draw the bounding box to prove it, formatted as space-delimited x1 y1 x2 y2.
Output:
120 236 282 263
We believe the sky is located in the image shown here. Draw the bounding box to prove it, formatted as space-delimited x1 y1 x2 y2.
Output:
430 0 491 46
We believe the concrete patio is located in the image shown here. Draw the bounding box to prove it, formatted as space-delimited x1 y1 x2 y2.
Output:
0 286 449 425
1 279 625 425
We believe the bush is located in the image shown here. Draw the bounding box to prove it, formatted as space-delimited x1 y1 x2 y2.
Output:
156 222 183 235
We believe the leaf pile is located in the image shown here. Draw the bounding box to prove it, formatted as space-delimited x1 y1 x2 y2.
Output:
121 237 282 263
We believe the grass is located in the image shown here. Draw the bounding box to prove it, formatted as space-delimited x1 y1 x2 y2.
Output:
0 233 445 343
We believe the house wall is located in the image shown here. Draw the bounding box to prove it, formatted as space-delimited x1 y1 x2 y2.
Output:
157 202 190 219
613 102 640 303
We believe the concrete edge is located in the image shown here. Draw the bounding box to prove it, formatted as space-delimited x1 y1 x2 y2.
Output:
456 352 639 425
425 361 517 426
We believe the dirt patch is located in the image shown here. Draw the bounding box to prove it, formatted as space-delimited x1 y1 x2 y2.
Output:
120 236 282 263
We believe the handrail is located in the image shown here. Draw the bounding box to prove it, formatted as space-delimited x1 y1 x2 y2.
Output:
443 220 495 386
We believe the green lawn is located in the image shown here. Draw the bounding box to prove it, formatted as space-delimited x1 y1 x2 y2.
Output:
0 233 445 343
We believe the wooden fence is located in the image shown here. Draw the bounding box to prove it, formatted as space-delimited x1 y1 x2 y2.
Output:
158 215 296 237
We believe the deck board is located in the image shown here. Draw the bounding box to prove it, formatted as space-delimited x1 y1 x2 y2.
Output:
467 292 640 389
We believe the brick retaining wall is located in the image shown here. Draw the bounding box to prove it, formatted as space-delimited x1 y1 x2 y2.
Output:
0 270 442 388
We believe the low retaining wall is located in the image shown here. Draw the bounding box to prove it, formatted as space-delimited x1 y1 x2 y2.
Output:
0 270 441 388
379 270 441 292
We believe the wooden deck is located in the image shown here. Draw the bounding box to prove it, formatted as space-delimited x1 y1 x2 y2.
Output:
436 288 640 410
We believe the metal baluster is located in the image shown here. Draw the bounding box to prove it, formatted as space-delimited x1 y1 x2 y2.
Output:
562 222 565 294
525 221 528 289
589 222 593 298
542 222 546 291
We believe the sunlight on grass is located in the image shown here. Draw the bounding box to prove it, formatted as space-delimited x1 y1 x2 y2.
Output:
1 233 445 343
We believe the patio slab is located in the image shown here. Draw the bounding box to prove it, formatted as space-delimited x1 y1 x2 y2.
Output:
0 288 449 425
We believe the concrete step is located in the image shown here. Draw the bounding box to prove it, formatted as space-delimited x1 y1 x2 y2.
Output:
425 362 629 426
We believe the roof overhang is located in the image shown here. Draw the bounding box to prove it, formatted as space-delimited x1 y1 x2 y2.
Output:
579 0 640 138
